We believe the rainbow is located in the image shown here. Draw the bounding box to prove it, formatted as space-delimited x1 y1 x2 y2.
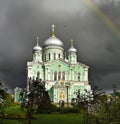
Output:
82 0 120 41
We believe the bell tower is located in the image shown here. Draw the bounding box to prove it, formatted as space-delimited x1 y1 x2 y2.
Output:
33 37 42 62
67 40 77 63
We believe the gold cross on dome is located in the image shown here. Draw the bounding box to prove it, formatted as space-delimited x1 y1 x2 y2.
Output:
71 39 74 47
36 37 39 45
51 24 55 36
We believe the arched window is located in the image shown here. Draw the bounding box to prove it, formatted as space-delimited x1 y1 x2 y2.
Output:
58 71 61 80
49 53 50 60
78 73 80 81
54 53 56 60
54 71 57 81
44 55 46 61
58 54 60 58
62 71 65 80
37 71 40 79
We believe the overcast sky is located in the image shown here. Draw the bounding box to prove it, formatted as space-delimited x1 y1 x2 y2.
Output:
0 0 120 92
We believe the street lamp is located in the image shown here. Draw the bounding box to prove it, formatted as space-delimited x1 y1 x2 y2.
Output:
66 85 69 107
65 82 70 107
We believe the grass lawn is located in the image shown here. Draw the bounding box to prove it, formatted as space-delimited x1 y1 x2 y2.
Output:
1 114 83 124
1 105 83 124
5 105 26 114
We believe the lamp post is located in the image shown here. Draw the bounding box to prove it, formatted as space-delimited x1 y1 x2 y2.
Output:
66 85 69 107
65 82 70 107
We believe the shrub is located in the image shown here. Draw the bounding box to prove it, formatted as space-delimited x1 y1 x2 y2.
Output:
37 104 57 114
57 107 80 114
0 113 27 119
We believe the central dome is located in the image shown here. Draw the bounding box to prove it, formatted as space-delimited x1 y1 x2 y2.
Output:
43 36 64 48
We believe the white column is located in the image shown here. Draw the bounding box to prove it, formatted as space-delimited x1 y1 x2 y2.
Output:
84 68 88 81
52 71 54 80
71 69 73 80
45 68 47 80
65 71 67 80
75 55 77 62
68 71 70 80
69 70 71 80
48 70 50 80
40 54 42 62
51 53 53 61
56 53 58 59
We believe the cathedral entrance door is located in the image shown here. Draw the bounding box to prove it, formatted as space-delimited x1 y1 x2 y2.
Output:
59 91 65 106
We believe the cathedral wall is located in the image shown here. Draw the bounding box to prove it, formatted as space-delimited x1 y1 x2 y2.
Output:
27 62 44 80
68 53 77 63
33 51 42 62
73 65 85 82
49 61 70 81
72 85 85 98
84 68 88 81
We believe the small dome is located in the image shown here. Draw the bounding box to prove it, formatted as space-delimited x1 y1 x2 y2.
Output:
33 37 42 51
68 46 77 53
68 39 77 53
43 36 64 48
33 45 42 51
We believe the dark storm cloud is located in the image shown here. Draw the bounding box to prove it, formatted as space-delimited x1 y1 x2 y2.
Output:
0 0 120 91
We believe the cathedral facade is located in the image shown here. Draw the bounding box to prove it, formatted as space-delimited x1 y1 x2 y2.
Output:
27 25 91 104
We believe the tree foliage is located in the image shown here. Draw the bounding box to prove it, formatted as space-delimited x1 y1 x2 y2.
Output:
87 85 120 124
19 78 55 119
0 80 7 114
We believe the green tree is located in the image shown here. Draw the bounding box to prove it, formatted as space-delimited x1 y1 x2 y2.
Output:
20 77 55 124
27 77 54 114
5 93 14 106
0 80 7 115
87 85 120 124
75 86 108 124
75 89 93 124
98 87 120 124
